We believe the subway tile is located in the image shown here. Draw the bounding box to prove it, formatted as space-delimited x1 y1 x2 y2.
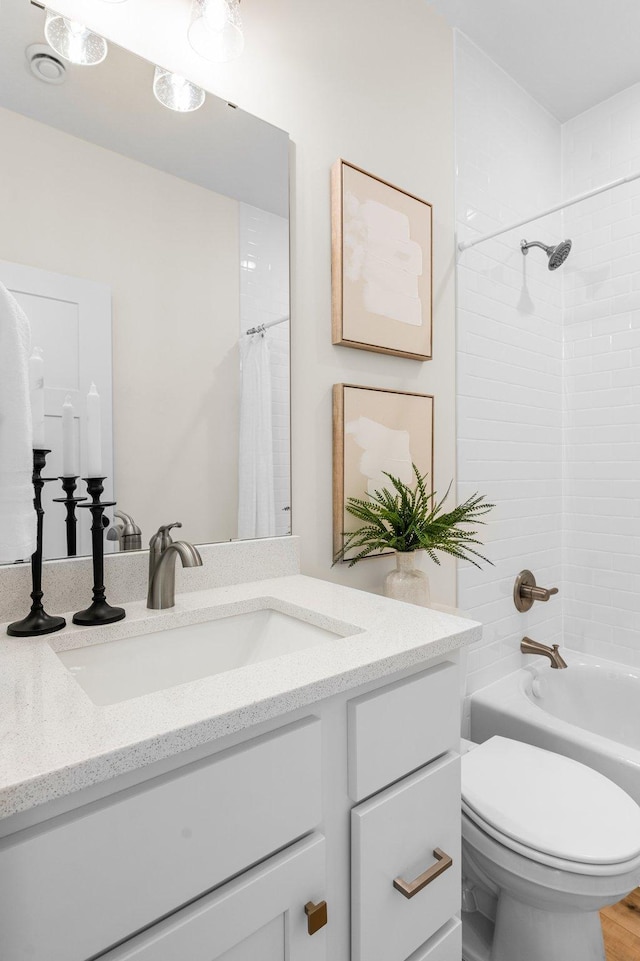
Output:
459 37 640 692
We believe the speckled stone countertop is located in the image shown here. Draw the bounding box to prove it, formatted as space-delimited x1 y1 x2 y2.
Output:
0 575 480 819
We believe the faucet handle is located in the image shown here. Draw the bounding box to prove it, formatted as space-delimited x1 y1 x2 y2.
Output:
524 585 558 602
149 522 182 552
157 522 182 536
514 570 559 612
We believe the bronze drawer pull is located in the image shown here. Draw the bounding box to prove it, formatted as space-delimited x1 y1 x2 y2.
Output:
393 848 453 899
304 900 328 935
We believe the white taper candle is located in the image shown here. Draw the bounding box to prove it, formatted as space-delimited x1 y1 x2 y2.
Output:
62 395 77 476
29 347 45 450
86 382 102 477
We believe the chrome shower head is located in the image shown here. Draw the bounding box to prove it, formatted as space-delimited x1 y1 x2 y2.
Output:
520 238 572 270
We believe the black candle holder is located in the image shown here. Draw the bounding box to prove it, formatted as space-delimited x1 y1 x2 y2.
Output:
7 449 66 637
73 477 125 626
53 476 86 558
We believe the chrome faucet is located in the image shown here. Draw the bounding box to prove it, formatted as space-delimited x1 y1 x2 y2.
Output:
147 522 203 610
521 636 568 669
107 510 142 552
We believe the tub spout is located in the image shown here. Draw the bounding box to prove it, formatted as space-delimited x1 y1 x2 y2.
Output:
521 637 568 669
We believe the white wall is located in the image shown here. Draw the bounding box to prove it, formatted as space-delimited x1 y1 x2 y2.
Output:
0 106 240 548
47 0 458 605
455 35 564 699
562 86 640 668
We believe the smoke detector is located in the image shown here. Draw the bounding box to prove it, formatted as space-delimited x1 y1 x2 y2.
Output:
26 43 67 85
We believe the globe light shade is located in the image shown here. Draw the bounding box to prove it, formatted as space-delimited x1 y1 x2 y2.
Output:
188 0 244 63
44 10 108 65
153 67 206 113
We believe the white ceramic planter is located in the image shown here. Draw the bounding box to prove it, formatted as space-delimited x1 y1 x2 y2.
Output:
384 552 431 607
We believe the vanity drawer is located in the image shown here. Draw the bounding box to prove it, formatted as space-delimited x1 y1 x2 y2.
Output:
351 753 461 961
348 662 458 801
408 919 462 961
0 717 322 961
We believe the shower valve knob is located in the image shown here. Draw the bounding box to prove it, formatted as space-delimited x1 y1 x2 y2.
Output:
514 570 559 612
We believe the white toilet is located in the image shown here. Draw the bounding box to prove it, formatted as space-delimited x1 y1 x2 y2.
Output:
460 736 640 961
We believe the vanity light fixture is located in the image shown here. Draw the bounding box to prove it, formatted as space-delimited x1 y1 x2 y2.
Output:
153 67 206 113
188 0 244 63
44 10 108 65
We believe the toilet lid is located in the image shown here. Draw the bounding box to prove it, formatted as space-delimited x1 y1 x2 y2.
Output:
462 737 640 865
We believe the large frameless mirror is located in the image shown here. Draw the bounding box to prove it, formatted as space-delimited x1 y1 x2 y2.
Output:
0 0 291 564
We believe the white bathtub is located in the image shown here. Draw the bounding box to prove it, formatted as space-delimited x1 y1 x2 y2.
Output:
469 650 640 804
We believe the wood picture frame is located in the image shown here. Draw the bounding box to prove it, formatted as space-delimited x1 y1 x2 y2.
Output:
331 159 433 361
333 384 435 561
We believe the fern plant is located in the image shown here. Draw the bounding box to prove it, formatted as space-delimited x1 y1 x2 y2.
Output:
335 464 494 568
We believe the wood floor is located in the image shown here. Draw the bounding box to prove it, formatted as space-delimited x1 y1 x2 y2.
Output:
602 888 640 961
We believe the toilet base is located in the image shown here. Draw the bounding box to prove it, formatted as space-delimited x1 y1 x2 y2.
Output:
461 908 493 961
493 893 604 961
462 897 605 961
461 808 640 961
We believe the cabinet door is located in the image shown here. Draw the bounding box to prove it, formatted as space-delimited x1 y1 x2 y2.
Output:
103 833 326 961
352 754 460 961
0 718 321 961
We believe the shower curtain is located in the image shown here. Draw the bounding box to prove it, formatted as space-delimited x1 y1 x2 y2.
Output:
237 333 276 540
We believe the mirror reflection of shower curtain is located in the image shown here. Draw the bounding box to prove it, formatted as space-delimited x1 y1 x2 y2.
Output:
237 334 276 539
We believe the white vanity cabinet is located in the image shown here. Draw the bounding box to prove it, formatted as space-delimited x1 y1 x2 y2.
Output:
349 663 462 961
0 719 323 961
0 658 462 961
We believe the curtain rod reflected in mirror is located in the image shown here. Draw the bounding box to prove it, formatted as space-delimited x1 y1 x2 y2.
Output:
0 0 291 566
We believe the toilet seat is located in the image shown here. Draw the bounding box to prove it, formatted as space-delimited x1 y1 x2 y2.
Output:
462 736 640 870
462 801 640 876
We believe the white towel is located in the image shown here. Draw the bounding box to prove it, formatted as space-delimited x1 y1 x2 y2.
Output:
0 282 36 563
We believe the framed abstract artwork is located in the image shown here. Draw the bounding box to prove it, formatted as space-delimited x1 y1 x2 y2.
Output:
331 159 433 361
333 384 434 561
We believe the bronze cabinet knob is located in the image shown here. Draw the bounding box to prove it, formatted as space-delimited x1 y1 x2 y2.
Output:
304 899 328 935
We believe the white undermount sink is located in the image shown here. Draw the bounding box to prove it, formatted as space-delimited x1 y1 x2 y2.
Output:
56 602 359 706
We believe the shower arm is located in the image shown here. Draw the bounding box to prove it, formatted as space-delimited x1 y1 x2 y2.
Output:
520 240 551 255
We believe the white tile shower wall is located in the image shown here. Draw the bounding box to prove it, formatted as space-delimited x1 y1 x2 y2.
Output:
239 204 291 536
562 85 640 668
455 34 564 699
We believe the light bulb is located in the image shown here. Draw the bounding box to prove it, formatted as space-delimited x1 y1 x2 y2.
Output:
188 0 244 62
67 21 90 62
44 10 107 65
153 67 205 113
203 0 229 32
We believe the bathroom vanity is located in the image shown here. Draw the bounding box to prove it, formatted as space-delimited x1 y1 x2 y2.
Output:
0 565 479 961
